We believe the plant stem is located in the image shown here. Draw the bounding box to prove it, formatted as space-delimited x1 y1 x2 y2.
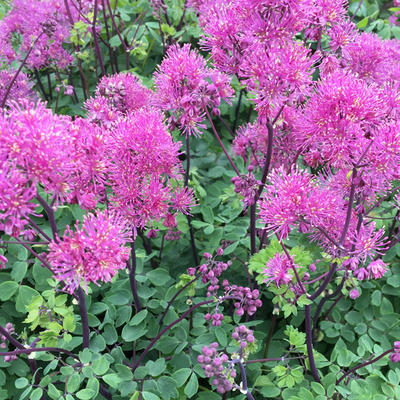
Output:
305 305 321 383
337 349 392 385
263 314 277 358
129 239 142 311
233 89 244 134
77 287 90 348
185 134 199 265
33 68 49 101
27 217 52 242
159 274 200 325
105 0 130 70
1 32 44 108
232 359 255 400
93 0 106 76
36 194 58 241
250 204 257 255
204 104 240 176
0 325 40 386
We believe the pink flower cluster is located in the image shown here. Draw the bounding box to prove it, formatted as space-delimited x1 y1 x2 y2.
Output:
47 211 131 294
263 253 298 288
232 325 255 352
390 341 400 363
0 323 17 362
197 343 235 394
154 44 233 136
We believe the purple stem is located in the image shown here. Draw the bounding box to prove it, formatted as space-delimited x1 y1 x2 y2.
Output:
185 134 199 265
93 0 106 75
203 104 240 176
159 274 200 325
105 0 130 70
0 347 78 359
0 325 40 387
1 32 44 108
77 287 90 348
130 296 237 371
337 349 392 385
305 305 321 383
27 217 52 242
129 239 142 311
35 194 58 242
231 359 255 400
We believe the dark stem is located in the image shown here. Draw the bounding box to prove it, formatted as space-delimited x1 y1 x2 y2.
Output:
33 68 49 101
337 349 392 385
233 89 244 134
129 239 142 311
46 70 53 100
105 0 130 70
255 121 274 201
101 0 116 74
36 194 58 241
1 32 44 108
159 274 200 325
263 314 277 358
185 134 199 265
204 103 240 176
93 0 106 76
350 0 365 23
129 296 237 371
0 325 40 386
305 305 321 383
77 287 90 348
232 359 255 400
250 204 257 255
26 217 52 241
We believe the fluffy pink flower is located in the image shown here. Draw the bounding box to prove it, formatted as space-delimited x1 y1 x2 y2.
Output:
263 253 296 287
366 259 388 279
95 72 153 114
0 163 37 237
259 168 340 239
349 288 359 299
154 44 233 135
48 211 131 294
0 101 74 201
108 108 192 227
0 70 37 107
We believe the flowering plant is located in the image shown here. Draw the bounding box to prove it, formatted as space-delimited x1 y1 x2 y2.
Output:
0 0 400 399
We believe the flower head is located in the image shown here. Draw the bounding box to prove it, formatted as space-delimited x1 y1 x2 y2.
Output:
48 211 131 294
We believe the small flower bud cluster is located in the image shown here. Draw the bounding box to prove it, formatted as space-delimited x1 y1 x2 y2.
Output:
390 341 400 363
197 342 236 394
223 281 262 317
349 288 359 300
195 249 231 297
232 325 255 352
165 228 181 241
1 323 17 362
204 312 225 327
231 172 260 209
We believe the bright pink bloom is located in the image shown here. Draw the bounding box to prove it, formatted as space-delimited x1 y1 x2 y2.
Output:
263 253 295 287
154 44 233 135
48 211 131 294
95 72 153 114
0 70 37 107
349 288 359 299
0 163 37 237
366 259 388 279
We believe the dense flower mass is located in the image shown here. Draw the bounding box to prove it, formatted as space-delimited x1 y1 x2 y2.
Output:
154 43 233 135
108 107 193 227
0 70 37 107
47 211 131 294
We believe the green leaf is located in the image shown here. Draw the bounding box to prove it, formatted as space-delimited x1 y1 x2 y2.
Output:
106 290 131 305
11 261 27 282
184 373 198 398
146 269 171 286
16 285 40 313
172 368 192 387
311 382 325 395
67 374 81 393
0 281 19 301
201 206 214 224
371 290 382 306
79 348 92 364
142 392 161 400
30 388 43 400
121 325 148 342
147 359 166 377
76 389 96 399
15 377 29 389
357 16 369 28
215 326 227 347
102 374 122 388
92 357 110 376
129 309 148 326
